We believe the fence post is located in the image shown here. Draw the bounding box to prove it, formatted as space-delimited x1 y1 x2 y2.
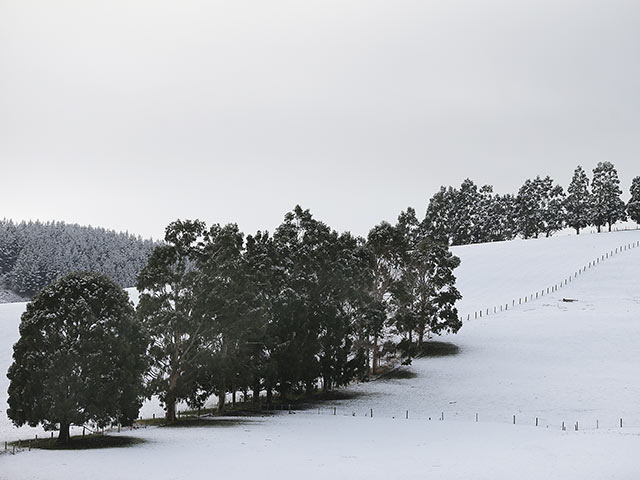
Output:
406 410 409 419
370 408 373 418
513 415 516 425
535 417 538 427
620 418 623 428
476 413 478 422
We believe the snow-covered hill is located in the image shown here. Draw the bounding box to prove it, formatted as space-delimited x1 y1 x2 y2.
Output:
1 230 640 479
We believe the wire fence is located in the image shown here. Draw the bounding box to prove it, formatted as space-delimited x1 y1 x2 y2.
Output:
281 404 640 433
460 239 640 323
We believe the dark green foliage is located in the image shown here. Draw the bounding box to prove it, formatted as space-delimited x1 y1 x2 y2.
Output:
565 166 592 234
364 220 406 373
136 219 208 422
196 223 257 410
137 207 464 412
0 219 155 296
7 272 147 443
591 162 626 232
516 176 565 238
628 176 640 225
423 179 517 246
269 206 370 395
390 209 462 362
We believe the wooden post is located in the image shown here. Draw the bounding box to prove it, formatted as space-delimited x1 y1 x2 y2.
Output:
333 407 336 416
620 418 623 428
406 410 409 419
370 408 373 418
83 426 85 436
513 415 516 425
596 420 599 429
562 421 565 431
535 417 538 426
476 413 478 422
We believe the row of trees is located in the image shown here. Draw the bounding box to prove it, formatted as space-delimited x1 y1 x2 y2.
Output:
0 220 155 296
8 206 463 437
425 162 640 245
138 207 462 421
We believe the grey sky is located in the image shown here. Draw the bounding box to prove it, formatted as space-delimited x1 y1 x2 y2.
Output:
1 1 639 240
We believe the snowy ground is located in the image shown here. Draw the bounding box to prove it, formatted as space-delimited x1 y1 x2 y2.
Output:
1 230 640 479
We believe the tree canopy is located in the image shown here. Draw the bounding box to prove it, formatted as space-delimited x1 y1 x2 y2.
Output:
7 272 147 443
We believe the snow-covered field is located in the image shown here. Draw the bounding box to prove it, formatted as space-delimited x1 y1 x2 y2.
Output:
1 230 640 479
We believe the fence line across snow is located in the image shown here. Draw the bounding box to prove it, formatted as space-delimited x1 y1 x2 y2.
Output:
460 239 640 323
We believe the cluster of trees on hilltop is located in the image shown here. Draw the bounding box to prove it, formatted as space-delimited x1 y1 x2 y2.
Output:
0 219 156 296
425 162 640 245
8 206 463 434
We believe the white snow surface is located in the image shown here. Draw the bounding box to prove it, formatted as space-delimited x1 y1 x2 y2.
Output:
1 230 640 479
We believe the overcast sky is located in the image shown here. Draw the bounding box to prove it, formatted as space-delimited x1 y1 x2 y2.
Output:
1 1 639 240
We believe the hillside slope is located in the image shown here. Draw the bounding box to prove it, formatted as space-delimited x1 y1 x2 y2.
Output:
1 231 640 480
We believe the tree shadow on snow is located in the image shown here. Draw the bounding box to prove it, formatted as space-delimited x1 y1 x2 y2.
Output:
418 341 460 358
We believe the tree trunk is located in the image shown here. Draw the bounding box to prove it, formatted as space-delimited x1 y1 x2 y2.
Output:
165 397 177 422
372 334 378 375
576 227 580 235
218 387 226 413
266 387 273 405
232 386 236 408
252 381 261 404
417 323 425 347
58 422 71 444
608 222 612 232
305 379 314 397
597 225 601 233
